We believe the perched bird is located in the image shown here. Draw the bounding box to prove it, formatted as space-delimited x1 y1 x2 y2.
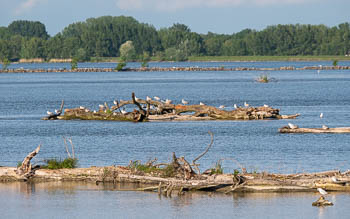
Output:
121 108 127 115
288 123 298 129
233 104 238 109
165 99 172 104
244 102 249 107
79 106 85 110
99 104 104 108
219 105 225 109
47 111 53 115
54 109 60 114
135 97 141 101
154 96 160 101
146 96 152 101
182 99 189 105
317 188 328 196
322 125 329 130
200 102 205 106
93 110 97 113
113 100 118 105
263 104 269 108
85 109 90 113
320 113 323 118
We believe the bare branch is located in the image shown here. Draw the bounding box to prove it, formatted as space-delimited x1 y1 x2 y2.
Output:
193 131 214 164
63 137 71 158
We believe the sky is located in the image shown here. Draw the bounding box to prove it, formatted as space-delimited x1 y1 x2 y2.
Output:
0 0 349 36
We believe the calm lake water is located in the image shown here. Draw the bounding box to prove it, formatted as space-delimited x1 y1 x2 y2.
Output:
1 61 350 218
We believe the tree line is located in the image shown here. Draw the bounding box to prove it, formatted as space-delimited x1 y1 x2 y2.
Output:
0 16 349 62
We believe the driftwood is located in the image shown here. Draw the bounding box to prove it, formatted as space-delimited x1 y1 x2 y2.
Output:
279 126 350 133
15 145 41 179
43 100 64 120
312 196 334 207
49 93 299 122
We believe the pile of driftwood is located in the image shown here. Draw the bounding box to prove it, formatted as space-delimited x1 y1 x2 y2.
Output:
43 93 299 122
279 124 350 133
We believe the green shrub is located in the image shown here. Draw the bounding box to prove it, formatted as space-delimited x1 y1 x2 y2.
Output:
71 58 78 70
1 58 10 70
333 60 338 66
115 61 126 71
42 158 78 169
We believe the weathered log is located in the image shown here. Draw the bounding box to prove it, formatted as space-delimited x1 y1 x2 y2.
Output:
42 100 64 120
279 126 350 133
312 196 334 207
15 145 41 179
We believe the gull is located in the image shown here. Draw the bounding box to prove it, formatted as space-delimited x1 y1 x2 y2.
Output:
113 100 118 105
79 106 85 110
233 104 238 109
219 105 225 109
85 109 90 113
317 188 328 196
99 104 104 108
263 104 269 108
93 110 97 113
154 96 160 101
121 108 127 115
47 111 53 115
135 97 141 101
288 123 298 129
54 109 60 114
331 176 338 183
322 125 329 130
146 96 152 101
165 99 172 104
244 102 249 107
320 113 323 118
182 99 189 105
200 102 205 106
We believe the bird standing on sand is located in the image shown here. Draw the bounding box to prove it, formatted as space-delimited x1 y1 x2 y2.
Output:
165 99 172 104
320 113 323 118
219 105 225 109
234 104 238 109
200 102 205 106
244 102 249 107
322 125 329 130
263 104 269 108
146 96 152 101
317 188 328 196
79 106 85 110
182 99 189 105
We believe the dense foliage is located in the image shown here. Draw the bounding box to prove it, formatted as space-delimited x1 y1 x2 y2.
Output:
0 16 349 62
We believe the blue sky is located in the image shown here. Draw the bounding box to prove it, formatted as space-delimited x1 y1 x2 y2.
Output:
0 0 349 36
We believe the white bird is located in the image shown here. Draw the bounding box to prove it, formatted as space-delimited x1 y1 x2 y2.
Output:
135 97 140 101
165 99 172 104
331 176 338 183
200 102 205 106
146 96 152 101
320 113 323 118
121 108 127 115
47 111 53 115
317 188 328 196
263 104 269 108
322 125 329 130
113 100 118 105
99 104 104 108
219 105 225 109
182 99 189 105
234 104 238 109
154 96 160 101
85 109 90 113
79 106 85 110
244 102 249 107
288 123 298 129
54 109 60 114
93 110 97 113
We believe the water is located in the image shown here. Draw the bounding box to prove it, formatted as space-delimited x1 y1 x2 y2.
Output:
1 61 350 218
1 182 350 219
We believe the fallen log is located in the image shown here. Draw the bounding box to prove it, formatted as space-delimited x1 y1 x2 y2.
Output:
279 126 350 133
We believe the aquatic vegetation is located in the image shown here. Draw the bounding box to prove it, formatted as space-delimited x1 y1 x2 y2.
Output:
42 158 78 169
333 60 338 66
255 73 277 83
115 61 126 71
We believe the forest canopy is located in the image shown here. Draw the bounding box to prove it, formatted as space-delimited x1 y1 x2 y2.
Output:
0 16 349 61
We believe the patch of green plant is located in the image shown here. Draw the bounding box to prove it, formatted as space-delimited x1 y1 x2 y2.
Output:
162 164 176 177
255 73 277 83
210 162 223 175
233 169 240 177
129 161 158 173
17 161 22 167
115 61 126 71
333 60 338 66
41 158 78 169
71 58 78 70
1 58 11 70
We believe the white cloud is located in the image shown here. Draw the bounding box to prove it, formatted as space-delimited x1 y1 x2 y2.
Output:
14 0 46 15
116 0 319 11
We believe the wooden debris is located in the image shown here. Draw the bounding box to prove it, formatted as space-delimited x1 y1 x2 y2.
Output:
312 196 334 207
15 145 41 179
279 126 350 133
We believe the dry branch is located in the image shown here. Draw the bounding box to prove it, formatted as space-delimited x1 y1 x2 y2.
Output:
16 145 41 179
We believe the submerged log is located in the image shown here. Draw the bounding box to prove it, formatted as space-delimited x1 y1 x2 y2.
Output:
279 126 350 133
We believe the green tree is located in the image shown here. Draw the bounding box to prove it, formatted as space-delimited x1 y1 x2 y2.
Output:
119 40 136 61
1 57 10 70
8 20 49 39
